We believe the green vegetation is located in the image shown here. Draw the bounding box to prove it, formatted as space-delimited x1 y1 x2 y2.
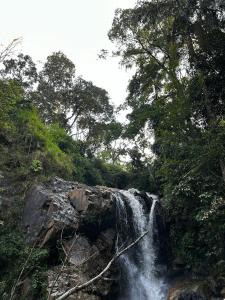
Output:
0 51 130 299
0 47 154 298
1 0 225 297
109 0 225 275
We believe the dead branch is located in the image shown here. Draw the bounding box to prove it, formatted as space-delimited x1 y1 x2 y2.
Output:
47 229 78 300
56 230 149 300
0 38 21 63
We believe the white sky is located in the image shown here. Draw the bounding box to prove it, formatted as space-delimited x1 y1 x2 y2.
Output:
1 0 136 109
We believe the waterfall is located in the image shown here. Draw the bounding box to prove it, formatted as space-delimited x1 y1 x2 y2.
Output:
115 189 167 300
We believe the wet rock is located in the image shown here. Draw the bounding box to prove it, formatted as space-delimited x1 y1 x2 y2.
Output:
167 280 211 300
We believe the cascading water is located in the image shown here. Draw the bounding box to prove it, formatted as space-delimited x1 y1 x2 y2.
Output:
115 189 167 300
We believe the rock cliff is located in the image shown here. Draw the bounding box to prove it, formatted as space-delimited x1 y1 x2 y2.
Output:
22 177 168 300
23 177 118 300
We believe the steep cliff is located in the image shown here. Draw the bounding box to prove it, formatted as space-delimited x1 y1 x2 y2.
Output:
22 177 118 299
21 177 168 300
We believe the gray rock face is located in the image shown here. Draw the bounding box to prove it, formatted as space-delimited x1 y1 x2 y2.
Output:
23 177 118 300
68 188 89 212
23 184 79 245
23 177 115 246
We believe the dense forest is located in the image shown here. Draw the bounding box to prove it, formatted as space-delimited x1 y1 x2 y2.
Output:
1 0 225 299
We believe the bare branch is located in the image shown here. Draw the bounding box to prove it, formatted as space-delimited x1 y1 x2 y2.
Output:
56 230 149 300
47 230 78 300
0 38 21 63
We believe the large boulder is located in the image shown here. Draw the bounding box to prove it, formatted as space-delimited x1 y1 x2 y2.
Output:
23 177 115 245
22 177 118 300
23 184 79 245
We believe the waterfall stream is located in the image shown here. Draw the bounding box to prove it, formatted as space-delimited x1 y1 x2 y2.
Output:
115 189 167 300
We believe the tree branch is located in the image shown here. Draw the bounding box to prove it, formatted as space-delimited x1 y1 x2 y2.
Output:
56 230 149 300
47 229 78 300
0 38 21 63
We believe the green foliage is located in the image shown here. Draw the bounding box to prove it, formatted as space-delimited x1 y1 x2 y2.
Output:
0 225 49 298
0 101 74 180
91 159 129 188
2 53 38 90
29 51 115 147
0 80 22 129
30 159 43 173
17 108 74 177
110 0 225 274
0 47 133 299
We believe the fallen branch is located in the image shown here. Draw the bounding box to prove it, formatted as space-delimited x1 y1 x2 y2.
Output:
47 229 78 300
56 230 149 300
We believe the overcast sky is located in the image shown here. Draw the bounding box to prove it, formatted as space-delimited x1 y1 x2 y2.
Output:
1 0 136 109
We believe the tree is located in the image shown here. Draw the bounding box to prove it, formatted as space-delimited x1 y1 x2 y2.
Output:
109 0 225 183
31 51 76 126
109 0 225 272
31 52 115 150
2 53 37 90
0 79 22 130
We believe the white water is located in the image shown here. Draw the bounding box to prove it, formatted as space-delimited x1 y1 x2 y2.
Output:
115 189 167 300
